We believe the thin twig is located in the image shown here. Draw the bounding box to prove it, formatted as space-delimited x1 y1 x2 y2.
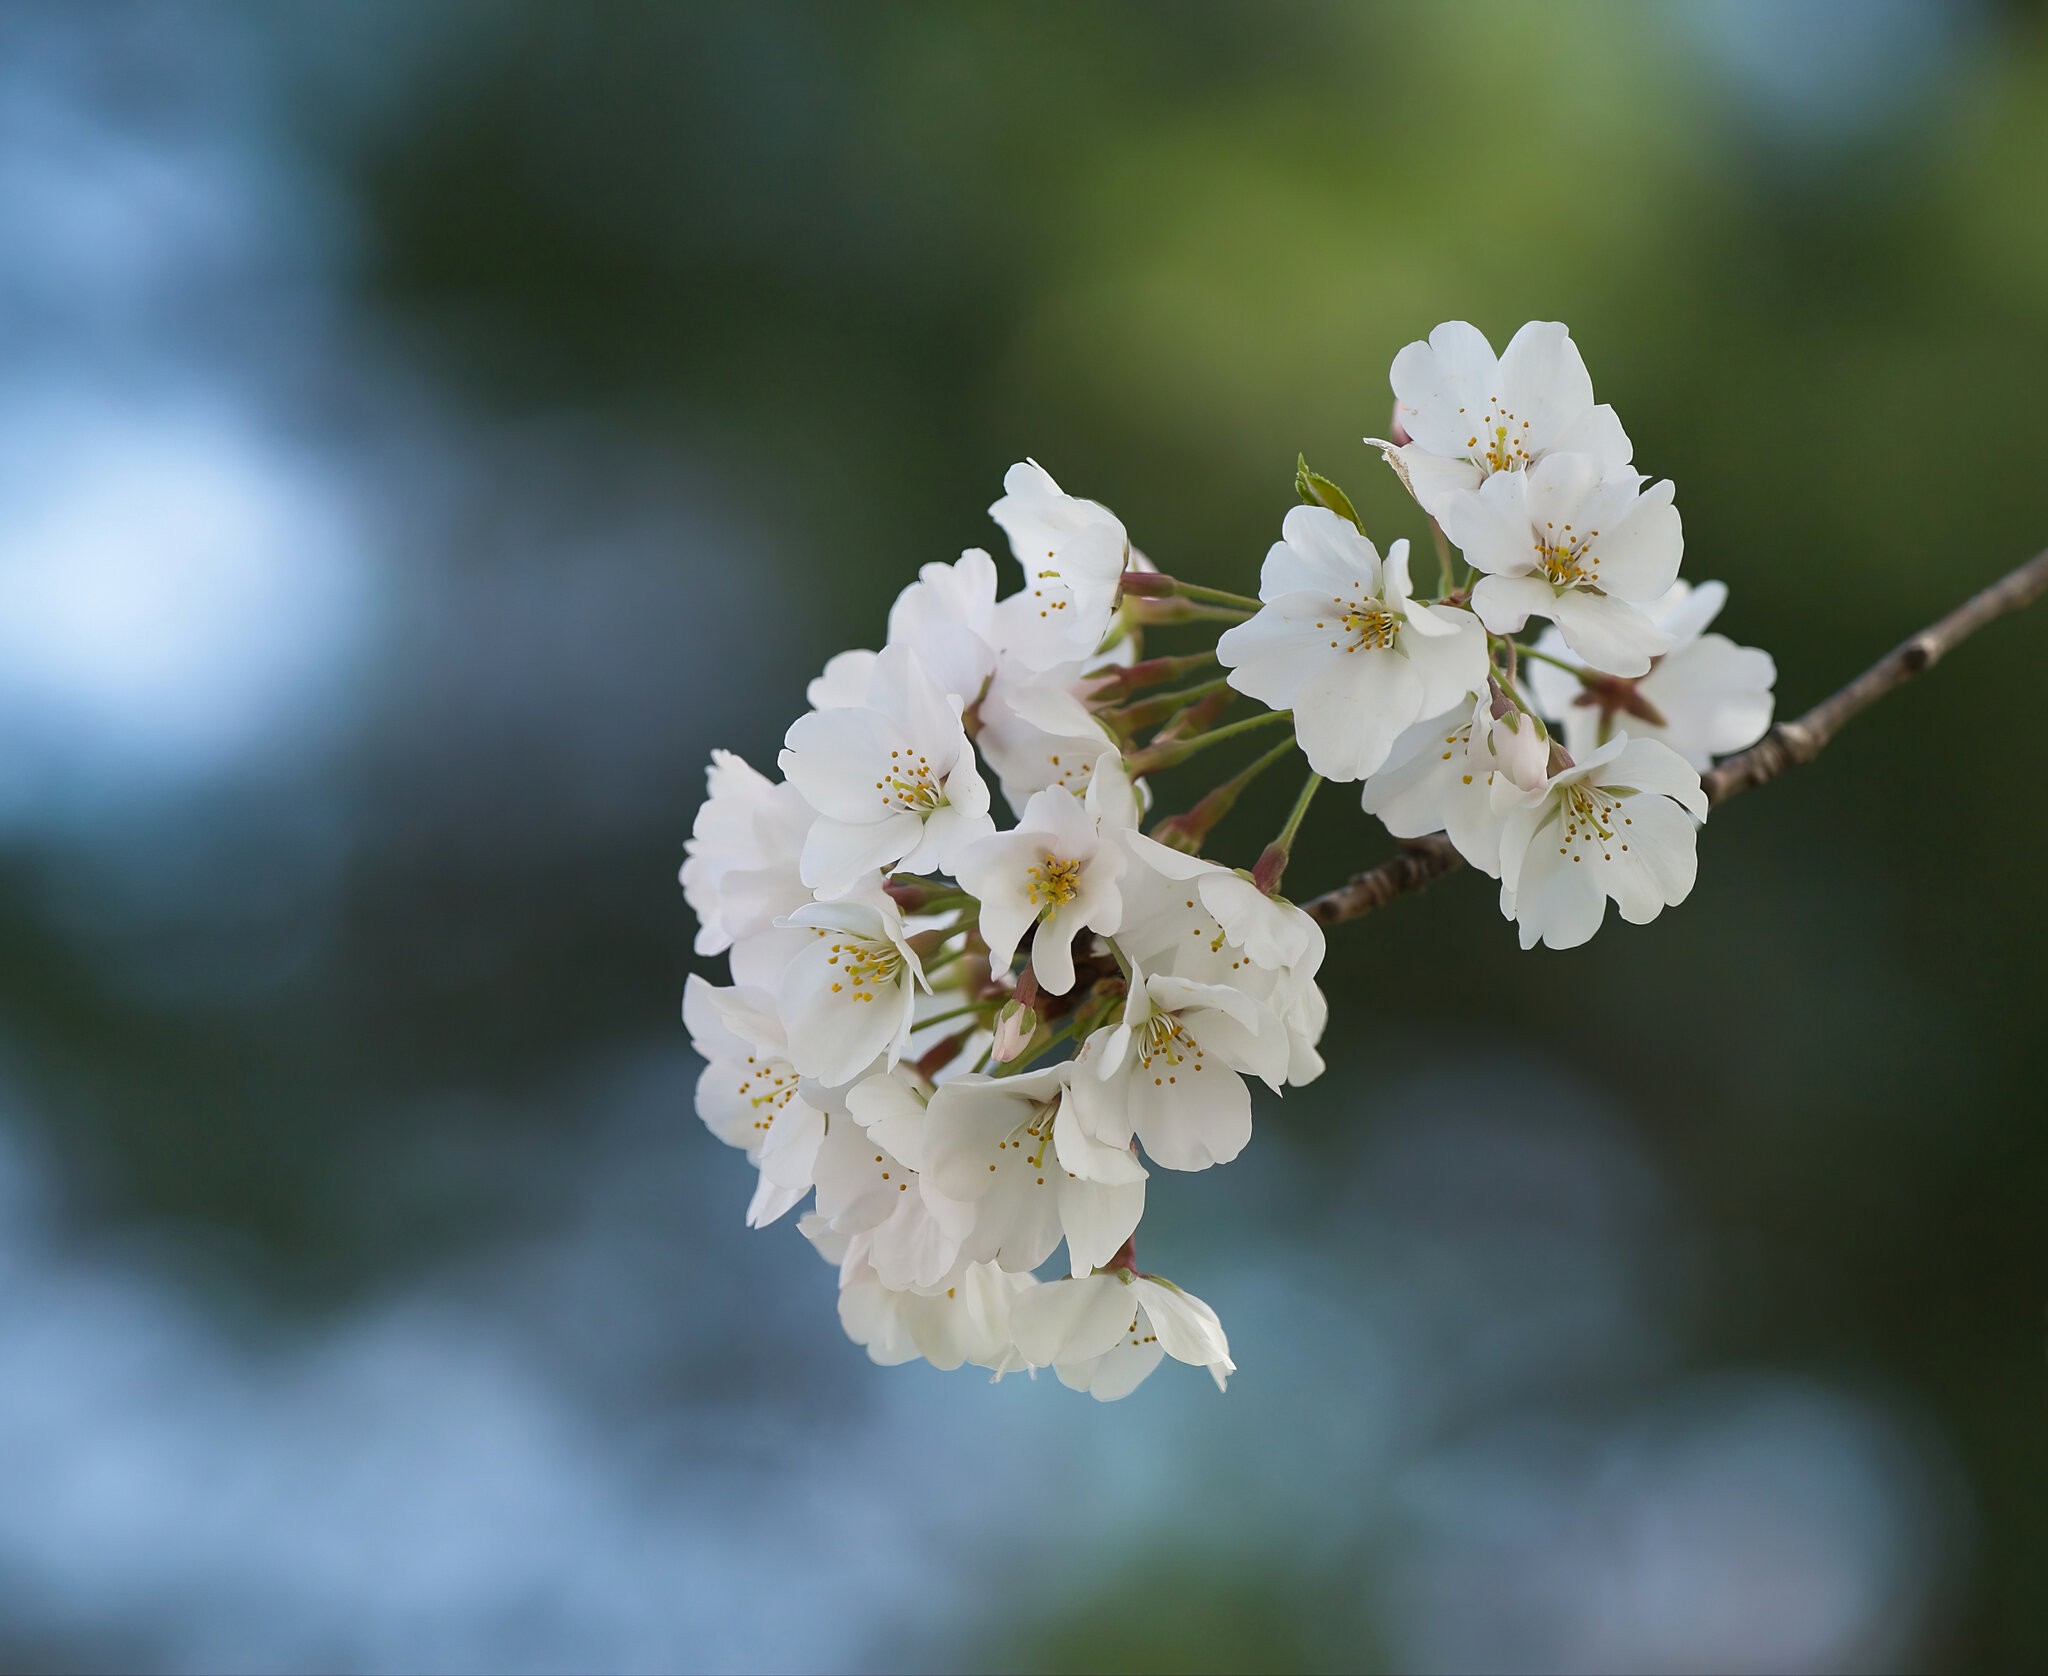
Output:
1301 546 2048 929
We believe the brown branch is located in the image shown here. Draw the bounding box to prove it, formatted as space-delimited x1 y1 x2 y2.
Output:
1301 545 2048 930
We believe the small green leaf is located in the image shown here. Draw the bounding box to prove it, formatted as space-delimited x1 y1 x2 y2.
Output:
1295 454 1363 531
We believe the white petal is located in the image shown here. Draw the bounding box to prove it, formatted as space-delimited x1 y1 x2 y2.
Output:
1438 469 1534 577
1389 445 1483 522
799 813 920 896
1401 606 1490 714
1131 1276 1233 1382
781 707 904 823
1507 834 1610 950
1547 402 1635 477
1604 735 1709 819
1469 572 1554 636
1010 1272 1136 1366
1129 1058 1252 1172
1588 479 1683 602
1058 1175 1146 1277
1496 320 1595 456
1546 589 1672 678
1389 321 1501 458
1291 650 1426 782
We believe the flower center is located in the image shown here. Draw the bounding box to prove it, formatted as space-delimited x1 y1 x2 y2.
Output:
1320 588 1400 653
991 1100 1059 1175
876 749 944 814
1137 1012 1206 1086
1457 399 1534 475
1534 520 1602 589
1026 853 1084 914
736 1052 799 1132
821 933 903 1003
1553 783 1634 864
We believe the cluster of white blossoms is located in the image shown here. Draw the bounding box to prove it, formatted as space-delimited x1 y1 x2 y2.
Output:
681 321 1777 1396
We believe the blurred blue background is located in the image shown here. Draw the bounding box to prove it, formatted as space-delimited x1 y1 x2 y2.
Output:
1 1 2044 1670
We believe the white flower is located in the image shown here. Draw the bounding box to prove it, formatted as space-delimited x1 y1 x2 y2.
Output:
681 976 826 1228
1069 968 1290 1173
953 750 1136 994
835 1249 1032 1373
1218 506 1487 782
1525 579 1776 771
987 460 1130 672
1114 834 1329 1087
776 892 927 1085
679 751 813 956
1360 693 1550 877
1497 734 1708 950
779 642 994 897
920 1064 1147 1278
809 1072 975 1291
1010 1268 1234 1401
886 547 1000 705
1374 319 1633 521
1442 452 1683 678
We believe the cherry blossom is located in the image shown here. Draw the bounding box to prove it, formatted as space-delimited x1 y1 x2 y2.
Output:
1218 506 1486 780
952 751 1135 994
780 643 994 896
681 975 824 1228
1497 734 1709 950
1372 318 1633 521
919 1065 1146 1277
775 892 927 1085
679 751 813 957
987 459 1130 672
1441 451 1683 678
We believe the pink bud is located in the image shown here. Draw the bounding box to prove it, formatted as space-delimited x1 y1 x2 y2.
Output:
1488 710 1551 792
990 1000 1036 1065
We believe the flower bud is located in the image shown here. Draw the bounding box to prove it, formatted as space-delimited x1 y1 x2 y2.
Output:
989 998 1036 1065
1486 709 1550 792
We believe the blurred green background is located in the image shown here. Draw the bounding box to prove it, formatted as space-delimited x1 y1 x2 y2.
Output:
1 1 2044 1670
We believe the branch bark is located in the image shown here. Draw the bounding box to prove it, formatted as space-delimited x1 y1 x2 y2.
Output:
1301 545 2048 930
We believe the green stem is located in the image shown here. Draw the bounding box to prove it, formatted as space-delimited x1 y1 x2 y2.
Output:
1148 735 1299 849
1515 643 1586 679
1431 519 1455 596
1171 580 1264 612
1131 706 1293 774
1101 673 1235 733
1274 772 1323 852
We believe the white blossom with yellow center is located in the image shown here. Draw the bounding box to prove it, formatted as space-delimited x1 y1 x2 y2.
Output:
1496 733 1708 950
920 1064 1147 1279
775 892 928 1086
1369 318 1634 522
1114 834 1330 1089
1442 451 1684 678
952 749 1137 994
1218 506 1488 781
1068 964 1290 1175
780 642 993 899
681 974 827 1229
986 458 1130 674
